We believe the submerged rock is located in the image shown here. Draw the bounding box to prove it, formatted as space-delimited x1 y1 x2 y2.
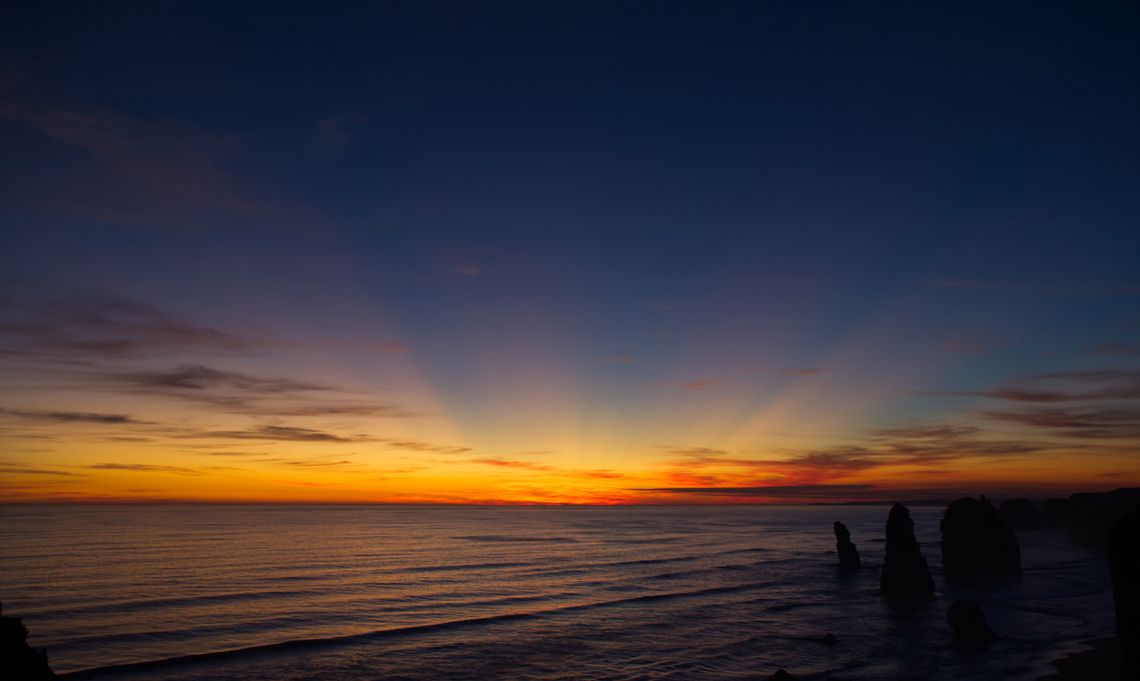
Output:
834 521 861 570
0 605 55 679
941 496 1021 582
947 598 998 649
880 503 935 600
1109 505 1140 679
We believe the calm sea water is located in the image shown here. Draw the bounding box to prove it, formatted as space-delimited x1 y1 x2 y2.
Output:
0 505 1115 680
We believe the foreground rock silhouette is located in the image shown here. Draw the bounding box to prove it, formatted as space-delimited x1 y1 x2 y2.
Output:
947 598 998 649
880 503 935 600
941 496 1021 582
1109 505 1140 679
833 521 861 570
0 605 55 679
765 670 799 681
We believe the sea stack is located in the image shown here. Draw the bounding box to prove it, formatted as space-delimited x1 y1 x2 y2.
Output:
946 598 998 649
940 496 1021 582
1109 505 1140 679
834 521 861 570
998 499 1039 530
880 503 935 600
0 605 55 679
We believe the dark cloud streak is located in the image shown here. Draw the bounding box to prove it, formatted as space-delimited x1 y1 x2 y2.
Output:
0 408 148 424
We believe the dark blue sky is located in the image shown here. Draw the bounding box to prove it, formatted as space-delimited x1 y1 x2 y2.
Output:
1 2 1138 501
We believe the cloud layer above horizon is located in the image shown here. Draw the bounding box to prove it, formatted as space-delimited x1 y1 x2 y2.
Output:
1 3 1138 503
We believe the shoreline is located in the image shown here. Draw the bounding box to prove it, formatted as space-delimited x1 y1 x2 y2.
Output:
1037 636 1127 681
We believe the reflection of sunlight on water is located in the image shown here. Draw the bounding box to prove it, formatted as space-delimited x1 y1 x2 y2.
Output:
0 505 1114 680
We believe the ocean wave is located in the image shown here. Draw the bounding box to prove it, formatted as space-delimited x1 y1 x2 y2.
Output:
59 581 785 678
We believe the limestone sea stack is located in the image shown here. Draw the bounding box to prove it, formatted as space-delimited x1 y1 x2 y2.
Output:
940 496 1021 582
880 503 935 600
998 498 1039 530
834 521 861 570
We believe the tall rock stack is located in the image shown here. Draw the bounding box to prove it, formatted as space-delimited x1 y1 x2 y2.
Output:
834 521 861 570
940 496 1021 582
880 503 935 600
1109 505 1140 680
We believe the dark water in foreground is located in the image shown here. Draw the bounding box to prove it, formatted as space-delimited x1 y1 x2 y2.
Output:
0 505 1115 680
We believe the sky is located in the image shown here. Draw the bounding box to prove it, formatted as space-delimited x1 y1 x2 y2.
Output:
1 2 1139 504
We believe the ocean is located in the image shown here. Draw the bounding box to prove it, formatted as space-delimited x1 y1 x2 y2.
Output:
0 504 1115 680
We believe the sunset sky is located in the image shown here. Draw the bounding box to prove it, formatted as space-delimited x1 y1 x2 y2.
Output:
2 2 1138 503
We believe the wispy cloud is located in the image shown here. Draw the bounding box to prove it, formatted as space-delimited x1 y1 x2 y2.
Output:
633 484 877 498
870 425 980 439
470 458 553 471
783 367 825 377
88 463 201 475
453 262 480 276
191 425 373 443
579 469 626 479
657 423 1048 488
0 282 411 366
0 463 83 477
659 446 729 457
0 408 148 424
112 364 328 392
0 283 255 359
926 369 1140 402
279 458 355 468
779 451 881 472
981 407 1140 440
0 98 256 227
86 364 414 418
681 379 718 391
383 440 472 454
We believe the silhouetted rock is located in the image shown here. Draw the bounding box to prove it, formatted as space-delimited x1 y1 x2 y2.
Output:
880 503 935 600
766 670 799 681
1068 488 1140 550
941 496 1021 582
0 605 55 679
947 598 998 649
998 498 1039 530
1033 490 1140 546
1041 498 1071 527
1109 505 1140 679
833 521 861 570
